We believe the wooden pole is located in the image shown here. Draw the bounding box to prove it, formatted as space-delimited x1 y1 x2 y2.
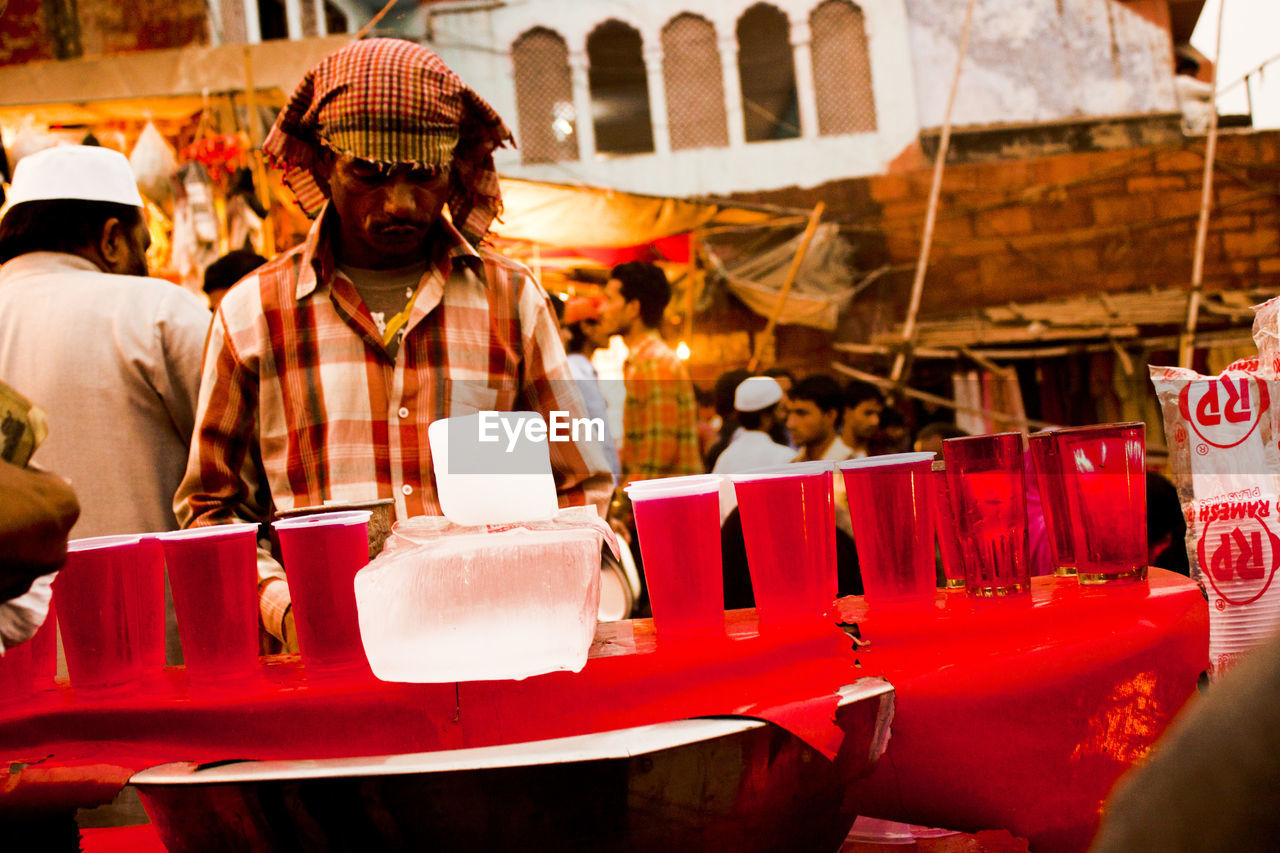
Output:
243 46 276 257
748 201 825 371
832 361 1054 432
1179 0 1228 368
889 0 979 385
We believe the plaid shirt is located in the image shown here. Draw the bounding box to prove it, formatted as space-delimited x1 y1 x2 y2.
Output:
175 206 611 641
620 333 703 485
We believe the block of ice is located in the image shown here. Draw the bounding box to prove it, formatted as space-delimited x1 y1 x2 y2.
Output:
354 510 615 682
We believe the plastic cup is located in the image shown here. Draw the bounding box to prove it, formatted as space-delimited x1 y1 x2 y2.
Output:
930 461 967 589
729 465 837 628
157 524 263 687
53 534 166 693
1028 431 1077 577
838 452 938 608
943 433 1032 597
625 477 725 641
0 600 57 705
1055 422 1147 585
273 511 374 676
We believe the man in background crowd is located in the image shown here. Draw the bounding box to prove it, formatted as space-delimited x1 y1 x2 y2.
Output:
712 376 794 521
842 380 885 459
554 294 621 487
788 374 852 463
598 260 702 485
203 248 266 312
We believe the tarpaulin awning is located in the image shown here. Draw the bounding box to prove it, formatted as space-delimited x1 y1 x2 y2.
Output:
0 35 351 125
492 177 770 249
717 223 860 331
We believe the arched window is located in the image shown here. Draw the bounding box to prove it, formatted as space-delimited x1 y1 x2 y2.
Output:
512 28 578 165
587 20 655 155
736 4 800 142
662 14 729 151
811 0 877 135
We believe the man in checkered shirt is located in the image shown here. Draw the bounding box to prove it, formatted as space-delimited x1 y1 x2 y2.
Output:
174 39 611 650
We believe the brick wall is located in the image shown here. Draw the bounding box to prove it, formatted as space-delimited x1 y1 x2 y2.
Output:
0 0 53 65
733 130 1280 340
78 0 208 55
868 131 1280 320
0 0 209 65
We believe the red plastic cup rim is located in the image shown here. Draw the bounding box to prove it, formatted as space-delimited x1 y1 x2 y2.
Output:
836 451 936 472
272 510 373 529
157 522 260 542
67 533 145 552
727 461 832 483
625 474 722 491
942 431 1024 445
625 478 721 500
1051 421 1145 435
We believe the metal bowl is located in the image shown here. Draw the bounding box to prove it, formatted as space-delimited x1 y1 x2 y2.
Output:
133 678 893 852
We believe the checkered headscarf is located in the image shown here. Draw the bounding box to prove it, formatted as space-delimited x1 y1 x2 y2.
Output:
263 38 514 239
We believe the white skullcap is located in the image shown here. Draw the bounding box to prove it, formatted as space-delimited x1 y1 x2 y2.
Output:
734 376 784 413
6 145 144 208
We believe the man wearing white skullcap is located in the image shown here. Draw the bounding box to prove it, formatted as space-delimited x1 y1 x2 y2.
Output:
0 145 210 664
710 376 795 522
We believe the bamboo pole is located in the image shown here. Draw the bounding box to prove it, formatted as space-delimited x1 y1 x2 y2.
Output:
242 47 275 256
832 361 1055 432
748 201 824 371
889 0 979 385
1179 0 1227 368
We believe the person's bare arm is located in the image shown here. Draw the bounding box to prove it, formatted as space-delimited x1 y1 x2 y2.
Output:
0 460 79 601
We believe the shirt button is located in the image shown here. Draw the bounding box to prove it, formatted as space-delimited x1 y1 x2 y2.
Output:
402 484 413 496
398 406 410 419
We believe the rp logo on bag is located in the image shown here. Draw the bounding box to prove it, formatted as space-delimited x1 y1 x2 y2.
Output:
1179 376 1269 449
1198 515 1280 606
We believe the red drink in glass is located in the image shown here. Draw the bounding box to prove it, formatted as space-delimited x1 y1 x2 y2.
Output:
930 465 967 589
54 534 165 693
626 480 724 640
274 510 373 676
1055 423 1147 584
1027 432 1077 576
943 433 1031 597
839 453 938 608
158 524 263 688
730 467 836 628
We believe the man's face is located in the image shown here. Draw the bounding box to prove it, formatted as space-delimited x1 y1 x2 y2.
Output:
845 398 883 442
322 153 451 268
787 399 836 448
599 278 636 337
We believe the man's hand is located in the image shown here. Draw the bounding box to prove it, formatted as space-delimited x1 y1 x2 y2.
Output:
0 460 79 601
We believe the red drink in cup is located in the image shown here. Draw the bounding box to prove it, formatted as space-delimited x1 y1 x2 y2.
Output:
0 597 57 706
273 510 373 676
930 464 967 589
943 433 1031 597
839 452 938 608
1028 432 1077 577
1055 422 1147 584
54 534 166 693
626 478 724 641
157 524 262 688
730 464 836 628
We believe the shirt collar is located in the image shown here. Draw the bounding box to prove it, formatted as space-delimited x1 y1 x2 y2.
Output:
294 202 485 301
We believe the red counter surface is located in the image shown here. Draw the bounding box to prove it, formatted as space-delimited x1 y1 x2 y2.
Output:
842 568 1208 853
3 569 1205 853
